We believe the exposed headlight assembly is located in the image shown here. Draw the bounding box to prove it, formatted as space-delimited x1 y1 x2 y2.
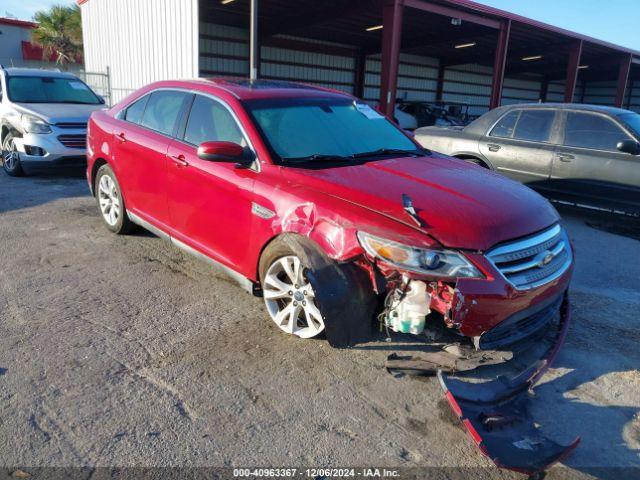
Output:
21 114 52 134
357 231 483 279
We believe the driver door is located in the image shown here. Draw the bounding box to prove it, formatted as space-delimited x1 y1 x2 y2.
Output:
166 94 258 272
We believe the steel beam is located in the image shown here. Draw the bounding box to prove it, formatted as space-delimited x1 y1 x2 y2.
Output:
436 63 446 101
379 0 404 117
615 54 633 108
354 52 367 99
564 40 583 103
489 20 510 110
249 0 259 81
404 0 500 29
540 76 548 103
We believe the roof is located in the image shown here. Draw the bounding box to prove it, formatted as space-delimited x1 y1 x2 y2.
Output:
0 17 38 29
1 67 78 79
201 78 352 100
441 0 640 57
464 102 637 135
499 102 634 116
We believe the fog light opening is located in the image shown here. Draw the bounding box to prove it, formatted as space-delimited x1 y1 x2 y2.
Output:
24 145 47 156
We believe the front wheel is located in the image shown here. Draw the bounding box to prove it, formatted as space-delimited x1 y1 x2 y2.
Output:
2 133 25 177
261 253 325 339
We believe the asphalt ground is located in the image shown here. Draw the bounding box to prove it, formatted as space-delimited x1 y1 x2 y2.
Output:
0 170 638 479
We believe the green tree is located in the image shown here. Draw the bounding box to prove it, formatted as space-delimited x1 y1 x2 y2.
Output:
32 4 83 65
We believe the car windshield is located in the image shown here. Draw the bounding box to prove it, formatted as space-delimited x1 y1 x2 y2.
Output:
618 112 640 136
7 76 102 104
243 97 423 163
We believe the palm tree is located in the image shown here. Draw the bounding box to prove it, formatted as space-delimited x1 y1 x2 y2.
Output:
32 4 83 65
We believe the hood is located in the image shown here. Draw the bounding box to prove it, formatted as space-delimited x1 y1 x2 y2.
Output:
15 103 104 125
286 155 559 251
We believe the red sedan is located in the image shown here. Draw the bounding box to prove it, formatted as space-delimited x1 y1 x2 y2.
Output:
86 79 573 349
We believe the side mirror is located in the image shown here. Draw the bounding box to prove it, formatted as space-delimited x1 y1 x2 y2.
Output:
197 141 245 162
616 139 640 155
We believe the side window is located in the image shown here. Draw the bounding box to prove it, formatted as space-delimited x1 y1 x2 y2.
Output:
513 110 555 142
183 95 245 146
564 112 631 151
490 110 520 138
140 90 189 136
123 96 149 124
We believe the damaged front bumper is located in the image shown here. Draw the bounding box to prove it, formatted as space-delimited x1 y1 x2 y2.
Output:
438 292 580 475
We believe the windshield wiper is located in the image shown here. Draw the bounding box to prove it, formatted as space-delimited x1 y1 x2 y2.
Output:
350 148 429 159
283 154 350 163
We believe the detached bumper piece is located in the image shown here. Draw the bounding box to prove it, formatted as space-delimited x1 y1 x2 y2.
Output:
437 293 579 476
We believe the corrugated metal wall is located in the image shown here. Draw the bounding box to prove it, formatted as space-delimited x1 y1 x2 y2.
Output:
364 53 439 104
199 22 356 93
81 0 199 104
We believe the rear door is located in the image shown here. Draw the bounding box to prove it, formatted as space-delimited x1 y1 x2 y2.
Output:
551 110 640 213
112 89 191 229
479 108 558 189
166 93 258 271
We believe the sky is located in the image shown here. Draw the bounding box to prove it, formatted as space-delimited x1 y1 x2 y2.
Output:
3 0 640 52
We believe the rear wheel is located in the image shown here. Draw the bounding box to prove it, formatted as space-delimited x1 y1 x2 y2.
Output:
260 242 326 339
95 164 135 234
2 133 25 177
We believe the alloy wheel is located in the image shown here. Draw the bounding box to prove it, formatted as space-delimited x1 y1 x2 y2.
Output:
263 255 325 338
98 174 121 226
2 136 19 172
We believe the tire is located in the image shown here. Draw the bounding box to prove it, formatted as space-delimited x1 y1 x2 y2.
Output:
259 239 325 339
2 132 25 177
94 164 135 234
462 157 489 169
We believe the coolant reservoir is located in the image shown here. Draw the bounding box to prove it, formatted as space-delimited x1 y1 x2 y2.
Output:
388 281 431 335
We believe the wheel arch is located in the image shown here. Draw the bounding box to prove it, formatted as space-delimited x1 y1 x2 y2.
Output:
89 158 110 196
452 152 493 169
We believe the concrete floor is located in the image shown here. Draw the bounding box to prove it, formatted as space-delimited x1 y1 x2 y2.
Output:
0 170 638 479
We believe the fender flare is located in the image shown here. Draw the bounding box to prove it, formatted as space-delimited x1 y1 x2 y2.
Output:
451 151 495 170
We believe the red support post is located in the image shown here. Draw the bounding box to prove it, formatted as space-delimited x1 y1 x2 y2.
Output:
489 20 511 110
436 63 445 101
564 40 583 103
354 52 366 99
615 54 632 108
379 0 404 117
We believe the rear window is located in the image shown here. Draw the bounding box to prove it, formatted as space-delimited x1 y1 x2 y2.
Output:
490 111 519 138
140 91 190 136
513 110 555 142
124 96 149 124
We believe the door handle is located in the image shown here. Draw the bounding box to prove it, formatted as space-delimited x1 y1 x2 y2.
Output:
487 143 502 152
557 153 574 162
170 154 189 167
114 132 126 143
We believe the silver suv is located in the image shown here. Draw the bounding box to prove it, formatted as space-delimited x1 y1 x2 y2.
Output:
0 67 105 176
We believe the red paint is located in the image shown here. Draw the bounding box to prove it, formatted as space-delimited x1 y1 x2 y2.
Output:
87 79 571 341
197 141 244 160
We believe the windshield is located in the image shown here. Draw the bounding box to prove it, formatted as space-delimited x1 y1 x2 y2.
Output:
7 76 102 104
243 97 421 162
618 112 640 136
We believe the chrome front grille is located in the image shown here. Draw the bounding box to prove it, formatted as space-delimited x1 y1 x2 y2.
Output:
58 134 86 149
486 224 572 290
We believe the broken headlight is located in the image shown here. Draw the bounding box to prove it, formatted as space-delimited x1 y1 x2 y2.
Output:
357 231 483 279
